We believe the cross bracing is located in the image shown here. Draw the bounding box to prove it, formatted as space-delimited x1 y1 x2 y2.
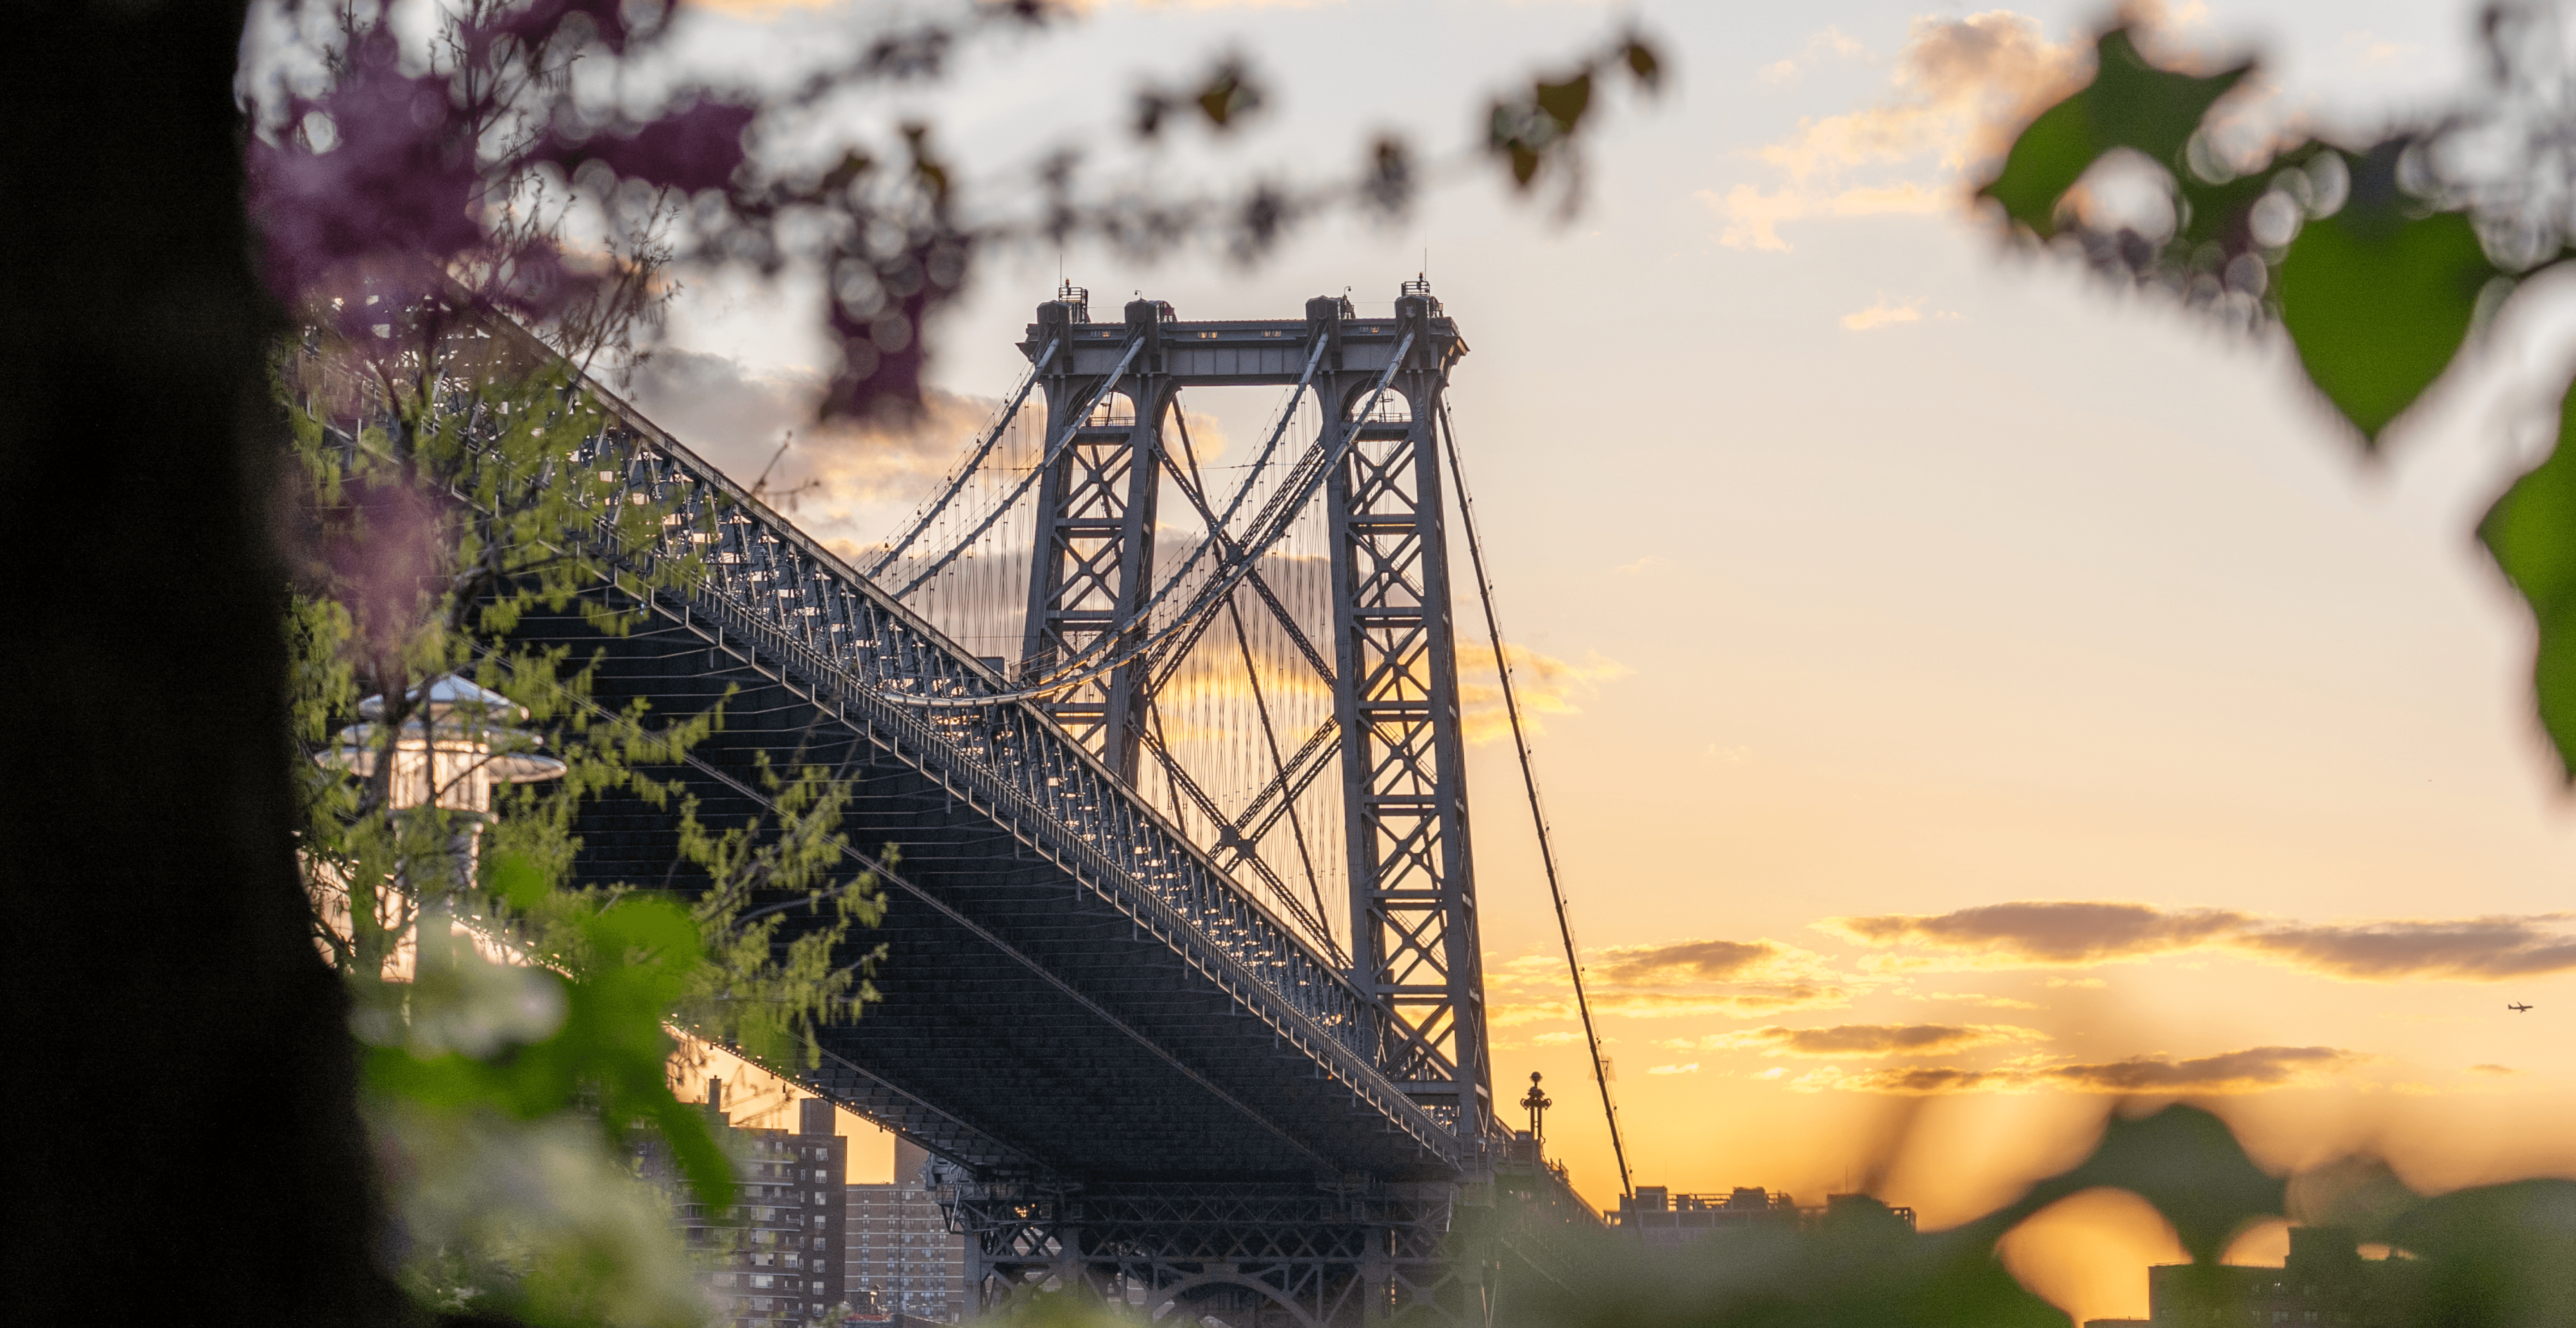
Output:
394 286 1587 1325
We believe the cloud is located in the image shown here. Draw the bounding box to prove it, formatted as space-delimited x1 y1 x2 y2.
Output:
2233 919 2576 981
1842 299 1923 331
1706 186 1804 252
1456 642 1630 744
1648 1063 1701 1076
1823 901 2576 983
1825 901 2248 966
1710 11 2084 251
1598 939 1782 985
2468 1063 2522 1077
1614 554 1667 575
1599 987 1856 1019
622 347 987 527
1491 985 1853 1028
1706 1023 2046 1058
1531 1031 1581 1045
1801 1046 2367 1095
1752 27 1868 88
1707 182 1957 251
1489 938 1860 1027
1925 992 2041 1010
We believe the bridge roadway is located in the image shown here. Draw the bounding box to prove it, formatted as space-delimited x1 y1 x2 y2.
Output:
511 310 1482 1187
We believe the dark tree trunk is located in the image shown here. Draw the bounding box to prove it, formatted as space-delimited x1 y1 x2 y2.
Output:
2 5 398 1323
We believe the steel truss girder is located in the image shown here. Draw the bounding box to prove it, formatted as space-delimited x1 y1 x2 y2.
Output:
946 1181 1467 1328
458 311 1459 1173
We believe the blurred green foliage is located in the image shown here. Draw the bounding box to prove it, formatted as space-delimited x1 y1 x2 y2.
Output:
956 1104 2575 1328
280 292 881 1326
1980 17 2576 774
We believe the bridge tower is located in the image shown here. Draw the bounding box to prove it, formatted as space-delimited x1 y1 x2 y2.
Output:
1316 284 1491 1136
1015 283 1490 1136
498 280 1593 1328
1019 292 1175 782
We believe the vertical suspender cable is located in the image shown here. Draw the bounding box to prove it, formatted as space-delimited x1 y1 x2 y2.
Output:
1438 399 1634 1200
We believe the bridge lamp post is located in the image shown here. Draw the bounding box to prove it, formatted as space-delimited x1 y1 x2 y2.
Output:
1521 1072 1551 1144
326 676 564 951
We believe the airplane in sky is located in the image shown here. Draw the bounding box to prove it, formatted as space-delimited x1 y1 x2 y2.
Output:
2509 1002 2534 1013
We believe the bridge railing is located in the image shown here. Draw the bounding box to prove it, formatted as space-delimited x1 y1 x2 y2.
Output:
540 371 1461 1165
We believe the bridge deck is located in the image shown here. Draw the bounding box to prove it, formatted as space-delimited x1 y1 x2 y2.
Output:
503 348 1474 1184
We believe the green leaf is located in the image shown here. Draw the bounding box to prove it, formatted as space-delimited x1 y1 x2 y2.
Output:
2085 30 2250 171
2276 207 2496 442
1996 1105 2283 1265
2386 1179 2576 1324
2479 373 2576 776
488 849 549 913
1980 28 2250 237
1983 95 2101 235
1535 74 1591 133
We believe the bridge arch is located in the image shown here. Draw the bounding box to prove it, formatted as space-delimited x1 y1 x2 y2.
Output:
1341 383 1413 423
1086 388 1140 426
1145 1269 1322 1328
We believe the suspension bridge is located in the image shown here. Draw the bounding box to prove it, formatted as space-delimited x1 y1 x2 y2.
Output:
512 282 1618 1326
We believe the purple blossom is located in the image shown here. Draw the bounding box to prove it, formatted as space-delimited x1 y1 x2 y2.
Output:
468 0 638 57
552 101 755 195
823 286 931 422
320 480 448 653
248 39 480 303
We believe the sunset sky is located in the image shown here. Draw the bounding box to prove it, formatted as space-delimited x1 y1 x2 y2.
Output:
640 0 2576 1316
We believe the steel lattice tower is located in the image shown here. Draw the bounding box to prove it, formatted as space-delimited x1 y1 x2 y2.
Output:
465 282 1592 1328
1014 287 1488 1137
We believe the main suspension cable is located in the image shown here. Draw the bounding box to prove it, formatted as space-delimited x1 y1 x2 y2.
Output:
1438 399 1633 1199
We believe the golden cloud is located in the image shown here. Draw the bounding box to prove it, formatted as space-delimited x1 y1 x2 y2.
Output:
1821 901 2576 983
623 347 984 518
1600 986 1853 1019
1708 10 2085 252
1490 984 1852 1028
1823 901 2248 966
1596 938 1781 985
2235 920 2576 981
1486 935 1866 1028
1703 1022 2046 1058
1923 991 2042 1010
1798 1045 2366 1096
1455 641 1630 745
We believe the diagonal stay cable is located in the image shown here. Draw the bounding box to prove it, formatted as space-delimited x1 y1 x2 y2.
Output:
1154 407 1335 690
865 336 1059 578
1138 726 1343 966
1230 719 1338 846
1169 399 1335 954
889 334 1144 601
1439 397 1633 1196
887 334 1411 708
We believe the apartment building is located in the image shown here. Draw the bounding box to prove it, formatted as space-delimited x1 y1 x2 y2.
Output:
844 1137 969 1323
640 1084 849 1328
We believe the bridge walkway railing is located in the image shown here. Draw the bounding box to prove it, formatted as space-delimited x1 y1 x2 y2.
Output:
536 362 1462 1167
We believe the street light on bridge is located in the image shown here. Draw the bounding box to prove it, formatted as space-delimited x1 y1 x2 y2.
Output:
1521 1071 1551 1144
